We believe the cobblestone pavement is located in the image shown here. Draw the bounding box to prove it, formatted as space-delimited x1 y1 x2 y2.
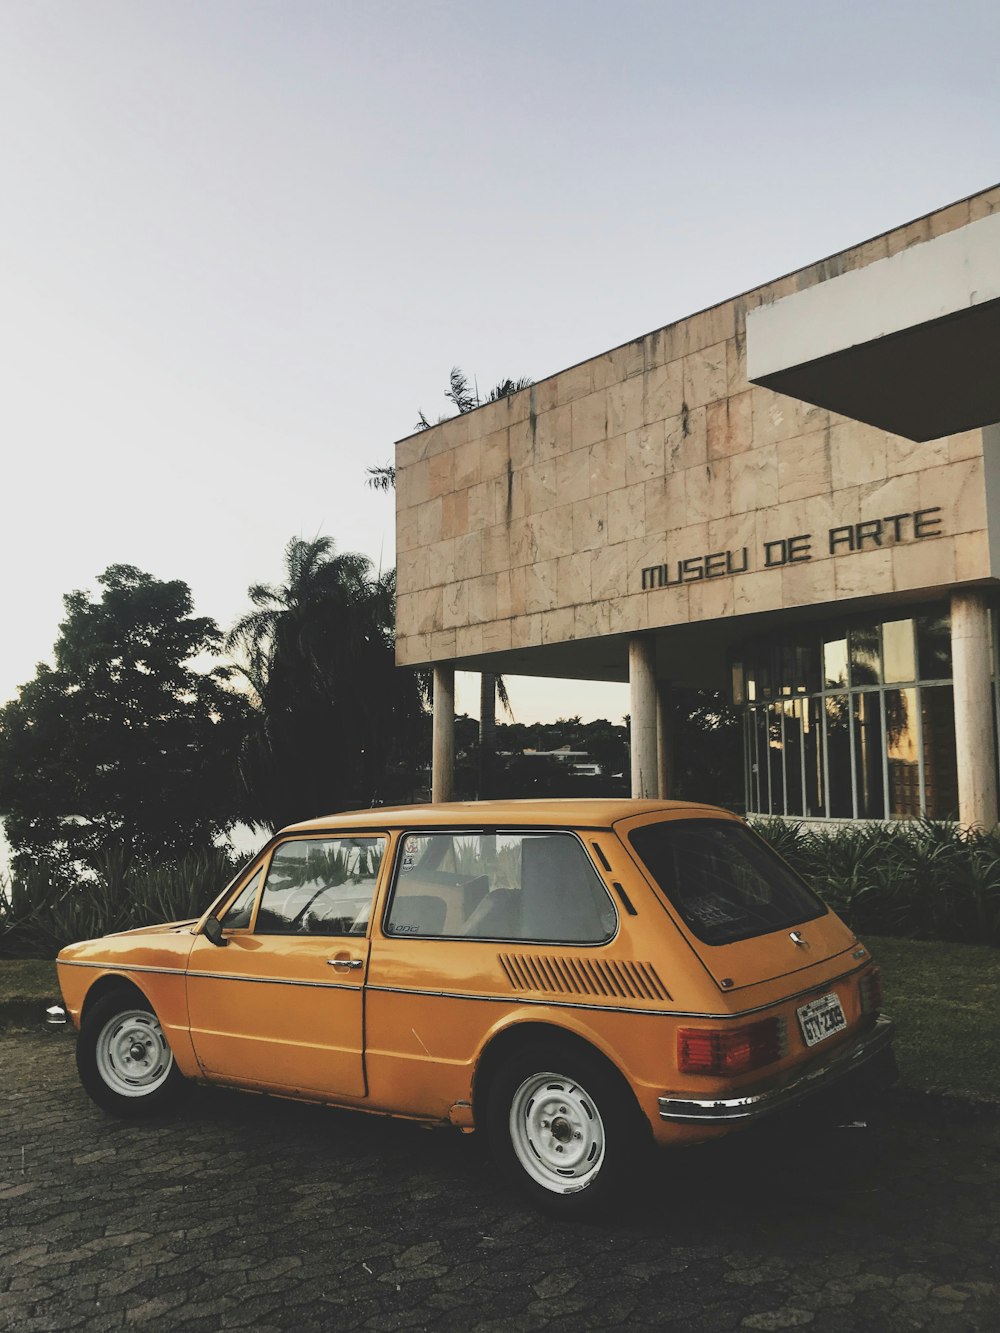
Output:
1 1031 999 1332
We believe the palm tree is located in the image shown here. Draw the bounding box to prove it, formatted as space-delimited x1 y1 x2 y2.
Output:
227 537 426 828
367 366 530 797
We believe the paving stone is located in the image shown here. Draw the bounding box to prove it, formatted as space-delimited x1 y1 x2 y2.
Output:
2 1033 1000 1331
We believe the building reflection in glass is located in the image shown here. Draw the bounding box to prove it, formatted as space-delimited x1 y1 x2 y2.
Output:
738 604 975 823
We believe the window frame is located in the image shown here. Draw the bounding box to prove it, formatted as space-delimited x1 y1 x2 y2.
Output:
381 825 619 948
250 832 390 939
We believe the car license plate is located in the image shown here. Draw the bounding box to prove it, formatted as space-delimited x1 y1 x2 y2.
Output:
797 992 847 1047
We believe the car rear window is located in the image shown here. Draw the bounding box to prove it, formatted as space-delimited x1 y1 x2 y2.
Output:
628 820 825 946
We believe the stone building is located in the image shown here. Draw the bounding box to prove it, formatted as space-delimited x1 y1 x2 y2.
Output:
394 184 1000 827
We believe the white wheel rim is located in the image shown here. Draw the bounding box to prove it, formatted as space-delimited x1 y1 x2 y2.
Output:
508 1071 606 1194
94 1009 173 1098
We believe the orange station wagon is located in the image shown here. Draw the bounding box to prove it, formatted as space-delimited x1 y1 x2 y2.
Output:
56 800 896 1216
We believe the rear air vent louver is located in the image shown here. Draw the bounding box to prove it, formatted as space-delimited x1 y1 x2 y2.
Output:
498 953 671 1002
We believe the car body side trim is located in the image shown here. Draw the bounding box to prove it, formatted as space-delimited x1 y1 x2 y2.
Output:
57 959 363 991
364 962 869 1019
60 959 870 1018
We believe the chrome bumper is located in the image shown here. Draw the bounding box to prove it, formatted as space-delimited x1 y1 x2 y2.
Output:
45 1004 68 1027
658 1015 896 1124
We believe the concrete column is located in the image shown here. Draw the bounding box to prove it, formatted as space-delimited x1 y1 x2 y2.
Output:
431 665 455 804
629 636 657 798
950 590 998 829
656 679 675 799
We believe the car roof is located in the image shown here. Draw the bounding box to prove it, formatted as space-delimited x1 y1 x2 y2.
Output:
280 798 735 835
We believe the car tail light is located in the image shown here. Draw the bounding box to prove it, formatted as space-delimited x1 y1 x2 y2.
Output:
677 1016 787 1076
859 966 883 1015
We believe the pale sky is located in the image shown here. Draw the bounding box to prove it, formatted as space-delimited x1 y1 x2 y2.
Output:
2 0 998 725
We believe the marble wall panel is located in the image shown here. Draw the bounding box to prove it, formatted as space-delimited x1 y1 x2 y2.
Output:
780 557 837 609
541 608 577 644
574 601 612 639
482 619 513 654
733 568 784 617
456 624 484 657
892 535 956 590
572 389 609 450
665 406 708 472
480 429 510 481
468 574 498 625
467 480 498 533
919 458 986 533
608 483 646 545
525 560 559 614
441 489 469 540
684 460 731 524
511 614 543 648
554 362 596 407
555 449 593 505
572 495 609 552
482 524 511 575
643 360 684 424
607 379 645 437
610 591 649 635
557 552 592 607
522 461 560 514
454 532 483 580
835 546 894 600
954 529 990 581
417 496 444 546
885 431 950 475
396 504 422 553
589 436 627 495
625 422 667 485
682 342 728 409
829 422 888 490
707 390 753 460
426 538 456 588
730 445 779 513
688 576 735 621
533 404 573 459
396 547 429 597
752 388 829 449
590 543 628 603
777 430 833 503
443 581 469 630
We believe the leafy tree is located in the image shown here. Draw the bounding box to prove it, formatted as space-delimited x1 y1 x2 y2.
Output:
227 536 427 829
0 565 249 879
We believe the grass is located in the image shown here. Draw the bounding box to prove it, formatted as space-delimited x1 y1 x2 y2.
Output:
2 940 998 1104
866 934 1000 1102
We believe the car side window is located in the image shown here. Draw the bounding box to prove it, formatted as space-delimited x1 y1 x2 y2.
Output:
255 837 386 936
219 867 264 930
385 831 616 943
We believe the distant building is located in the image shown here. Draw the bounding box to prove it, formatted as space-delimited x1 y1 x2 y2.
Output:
396 185 1000 827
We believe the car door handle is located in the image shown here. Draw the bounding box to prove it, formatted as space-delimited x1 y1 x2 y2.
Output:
327 958 364 970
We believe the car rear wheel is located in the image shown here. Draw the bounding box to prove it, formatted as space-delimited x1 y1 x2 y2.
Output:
76 990 185 1118
486 1042 647 1218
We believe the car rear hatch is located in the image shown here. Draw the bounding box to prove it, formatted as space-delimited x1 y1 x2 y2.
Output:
618 810 859 993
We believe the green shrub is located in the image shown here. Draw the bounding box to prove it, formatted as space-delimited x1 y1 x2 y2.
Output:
752 818 1000 946
0 847 245 958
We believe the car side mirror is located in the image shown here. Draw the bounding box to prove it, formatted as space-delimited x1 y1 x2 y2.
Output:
203 917 228 947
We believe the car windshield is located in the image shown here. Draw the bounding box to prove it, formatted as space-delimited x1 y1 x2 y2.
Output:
628 819 826 946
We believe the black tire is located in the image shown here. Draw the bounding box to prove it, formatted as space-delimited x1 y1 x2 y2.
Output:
76 989 186 1118
485 1041 648 1219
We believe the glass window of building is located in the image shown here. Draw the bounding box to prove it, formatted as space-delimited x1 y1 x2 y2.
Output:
738 602 982 823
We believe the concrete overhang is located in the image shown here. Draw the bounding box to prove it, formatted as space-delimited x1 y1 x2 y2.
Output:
746 211 1000 442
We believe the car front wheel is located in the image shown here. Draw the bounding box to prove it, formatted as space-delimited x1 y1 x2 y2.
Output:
486 1042 647 1217
76 990 185 1117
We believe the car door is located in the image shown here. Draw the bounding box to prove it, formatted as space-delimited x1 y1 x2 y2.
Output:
186 833 387 1099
